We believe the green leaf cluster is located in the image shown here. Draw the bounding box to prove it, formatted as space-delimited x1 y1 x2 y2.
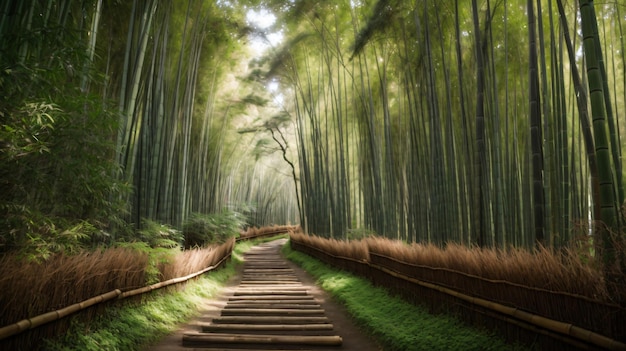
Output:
0 93 131 258
118 219 185 250
0 1 132 259
182 210 246 248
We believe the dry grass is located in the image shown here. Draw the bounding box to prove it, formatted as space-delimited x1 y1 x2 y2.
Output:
369 237 609 300
295 233 610 302
0 238 235 331
159 238 234 280
291 231 369 262
0 247 147 327
239 225 300 240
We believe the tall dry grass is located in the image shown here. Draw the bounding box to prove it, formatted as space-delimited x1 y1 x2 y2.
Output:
239 225 300 240
291 232 369 262
159 238 234 280
292 233 611 302
0 247 147 327
365 236 609 301
0 239 234 331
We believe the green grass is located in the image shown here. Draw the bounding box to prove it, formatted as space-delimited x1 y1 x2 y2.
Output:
42 262 234 351
41 235 288 351
283 243 529 351
41 234 519 351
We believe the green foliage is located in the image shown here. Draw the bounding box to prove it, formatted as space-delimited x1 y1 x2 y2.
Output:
0 5 130 256
19 217 96 262
0 94 131 256
115 219 185 284
113 240 175 285
0 201 115 261
350 0 404 59
183 210 246 248
0 101 57 160
284 244 527 351
135 219 184 249
234 202 258 228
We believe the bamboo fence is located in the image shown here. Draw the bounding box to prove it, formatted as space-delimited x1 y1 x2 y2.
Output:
0 227 296 348
290 235 626 351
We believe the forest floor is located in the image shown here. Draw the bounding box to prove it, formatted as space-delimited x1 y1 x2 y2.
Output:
144 238 383 351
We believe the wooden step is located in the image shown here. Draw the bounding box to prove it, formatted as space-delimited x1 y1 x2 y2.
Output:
220 308 326 316
211 316 331 324
186 349 317 351
223 303 322 309
234 290 309 296
200 323 335 332
240 279 302 286
182 239 342 349
182 333 343 347
241 276 299 280
243 268 295 274
236 285 308 290
228 295 317 301
228 299 321 308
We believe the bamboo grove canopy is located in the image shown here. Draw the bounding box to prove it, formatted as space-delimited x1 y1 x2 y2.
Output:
0 0 625 274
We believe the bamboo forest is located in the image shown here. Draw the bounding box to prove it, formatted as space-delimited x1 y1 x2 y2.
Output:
1 0 626 349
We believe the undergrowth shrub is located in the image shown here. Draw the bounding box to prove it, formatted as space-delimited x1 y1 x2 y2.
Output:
135 219 183 249
183 210 245 248
0 92 131 257
13 214 96 262
0 204 119 262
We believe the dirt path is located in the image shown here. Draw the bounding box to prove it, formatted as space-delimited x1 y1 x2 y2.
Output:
144 239 382 350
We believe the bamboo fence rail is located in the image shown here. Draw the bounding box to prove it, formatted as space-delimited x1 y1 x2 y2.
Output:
0 251 232 342
0 289 122 341
0 228 295 344
237 225 299 241
290 236 626 351
118 251 232 299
